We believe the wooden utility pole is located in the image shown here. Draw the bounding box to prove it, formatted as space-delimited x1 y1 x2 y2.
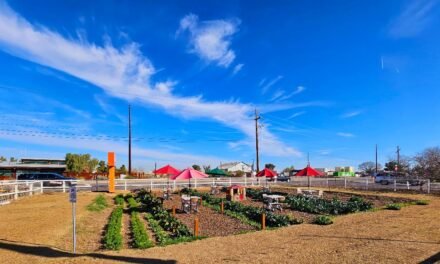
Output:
254 109 261 173
396 146 400 173
128 105 132 177
375 144 378 174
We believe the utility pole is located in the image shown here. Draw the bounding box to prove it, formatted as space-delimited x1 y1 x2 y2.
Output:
375 144 378 174
128 105 132 177
254 109 260 173
396 146 400 174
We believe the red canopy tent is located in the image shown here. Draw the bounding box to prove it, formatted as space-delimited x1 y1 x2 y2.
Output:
153 165 180 177
294 165 324 177
256 168 277 178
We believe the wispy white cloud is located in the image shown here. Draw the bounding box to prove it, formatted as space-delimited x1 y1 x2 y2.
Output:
261 75 283 94
340 110 362 119
0 3 303 158
232 63 244 75
277 86 305 101
288 111 306 119
389 0 438 38
337 132 355 138
177 13 239 67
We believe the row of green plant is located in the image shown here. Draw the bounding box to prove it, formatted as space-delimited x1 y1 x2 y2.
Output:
182 188 300 228
130 211 154 249
126 195 139 210
201 200 261 229
384 200 429 210
145 213 199 246
285 195 373 215
104 206 123 250
136 190 192 238
114 194 125 206
87 194 108 212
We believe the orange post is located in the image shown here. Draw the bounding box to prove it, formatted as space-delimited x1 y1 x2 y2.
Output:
108 152 115 193
194 217 199 237
261 212 266 230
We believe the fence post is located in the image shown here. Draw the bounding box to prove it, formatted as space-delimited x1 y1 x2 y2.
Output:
344 177 347 189
62 181 66 193
406 181 410 190
229 177 232 186
30 183 33 196
173 180 176 190
394 179 397 192
40 181 44 193
326 178 329 189
261 213 266 230
124 180 127 191
365 178 368 190
14 184 18 200
150 179 153 190
194 217 199 237
428 179 432 193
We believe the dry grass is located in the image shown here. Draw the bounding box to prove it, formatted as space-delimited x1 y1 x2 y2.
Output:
0 191 439 264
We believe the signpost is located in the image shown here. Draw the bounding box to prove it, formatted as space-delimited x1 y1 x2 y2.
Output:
69 185 77 254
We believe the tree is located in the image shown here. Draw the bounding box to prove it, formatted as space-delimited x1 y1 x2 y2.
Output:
358 161 381 175
192 164 201 171
265 163 276 170
413 147 440 181
283 166 295 173
0 156 6 162
9 157 17 162
385 156 411 175
97 160 107 173
234 170 245 177
202 165 211 172
65 153 96 173
118 165 127 174
87 158 99 173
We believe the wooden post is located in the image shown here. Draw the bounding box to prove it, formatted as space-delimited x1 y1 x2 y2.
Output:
172 206 176 217
221 200 224 214
261 212 266 230
194 217 199 237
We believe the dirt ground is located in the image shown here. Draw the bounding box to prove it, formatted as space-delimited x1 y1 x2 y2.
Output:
0 191 439 263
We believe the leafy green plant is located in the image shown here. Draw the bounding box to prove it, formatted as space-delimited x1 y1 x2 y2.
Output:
126 196 139 210
385 203 401 210
104 207 123 250
313 215 333 225
285 195 373 215
87 194 108 212
415 200 429 205
131 211 154 249
114 194 125 206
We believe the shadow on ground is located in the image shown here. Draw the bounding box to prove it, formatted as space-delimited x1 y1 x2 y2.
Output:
0 239 175 264
420 251 440 264
300 234 440 245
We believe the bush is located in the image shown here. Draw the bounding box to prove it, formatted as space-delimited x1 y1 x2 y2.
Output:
415 200 429 205
87 194 108 212
114 194 125 206
131 212 154 249
285 195 373 215
313 215 333 225
104 207 123 250
385 203 401 210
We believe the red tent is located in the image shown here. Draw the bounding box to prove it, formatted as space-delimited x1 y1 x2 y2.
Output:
256 168 277 178
153 165 180 177
171 168 208 180
295 165 324 177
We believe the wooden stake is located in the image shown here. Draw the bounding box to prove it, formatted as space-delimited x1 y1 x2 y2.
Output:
194 217 199 237
261 212 266 230
172 205 176 217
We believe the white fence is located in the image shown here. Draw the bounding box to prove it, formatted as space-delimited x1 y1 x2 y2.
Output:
0 181 43 205
0 177 438 204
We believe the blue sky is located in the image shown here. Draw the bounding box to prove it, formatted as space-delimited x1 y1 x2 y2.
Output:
0 0 439 171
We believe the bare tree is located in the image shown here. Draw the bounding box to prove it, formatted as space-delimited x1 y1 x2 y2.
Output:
358 161 382 175
413 147 440 181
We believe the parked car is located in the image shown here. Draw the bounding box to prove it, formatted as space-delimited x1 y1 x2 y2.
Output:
374 172 394 185
18 173 74 186
268 175 291 182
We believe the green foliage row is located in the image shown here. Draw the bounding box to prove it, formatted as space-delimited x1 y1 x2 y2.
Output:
385 203 402 210
201 201 261 229
104 207 123 250
145 213 199 246
87 194 108 212
313 215 333 225
126 196 139 209
415 200 429 205
136 190 192 238
114 194 125 206
130 211 154 249
285 195 373 215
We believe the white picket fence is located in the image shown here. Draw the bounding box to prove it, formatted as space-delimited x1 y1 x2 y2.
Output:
0 181 43 205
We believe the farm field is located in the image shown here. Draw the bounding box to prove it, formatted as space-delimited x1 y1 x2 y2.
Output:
0 188 439 263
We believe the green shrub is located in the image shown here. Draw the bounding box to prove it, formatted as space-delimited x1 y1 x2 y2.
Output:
114 194 125 206
313 215 333 225
87 194 108 212
285 195 373 215
127 196 139 210
104 207 123 250
385 203 401 210
415 200 429 205
131 212 154 249
145 213 199 246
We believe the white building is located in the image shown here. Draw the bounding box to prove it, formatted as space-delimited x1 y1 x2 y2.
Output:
219 162 252 173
